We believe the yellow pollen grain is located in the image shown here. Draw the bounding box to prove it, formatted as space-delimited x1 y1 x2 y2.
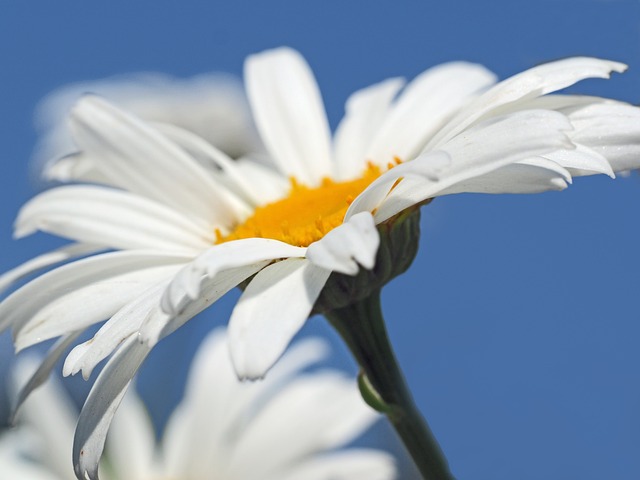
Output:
219 163 387 247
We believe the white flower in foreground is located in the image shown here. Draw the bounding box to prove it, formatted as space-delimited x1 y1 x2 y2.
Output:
4 331 395 480
1 47 640 477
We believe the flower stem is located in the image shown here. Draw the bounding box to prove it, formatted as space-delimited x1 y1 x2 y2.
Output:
326 289 454 480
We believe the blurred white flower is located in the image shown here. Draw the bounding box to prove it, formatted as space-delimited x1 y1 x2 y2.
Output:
2 330 396 480
32 72 263 180
1 47 639 478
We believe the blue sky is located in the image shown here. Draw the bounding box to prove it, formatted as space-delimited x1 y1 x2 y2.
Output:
1 1 640 479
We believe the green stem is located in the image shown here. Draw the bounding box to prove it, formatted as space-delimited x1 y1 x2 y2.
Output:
326 289 454 480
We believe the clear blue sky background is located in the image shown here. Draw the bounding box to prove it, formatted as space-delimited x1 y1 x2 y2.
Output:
1 1 640 479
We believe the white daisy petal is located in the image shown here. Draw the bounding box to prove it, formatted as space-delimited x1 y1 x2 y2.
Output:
567 102 640 172
44 151 110 184
0 243 102 295
69 95 250 227
368 62 497 164
345 151 451 222
516 93 611 111
15 185 214 253
73 336 150 480
307 211 379 275
141 263 268 347
233 157 290 205
14 263 182 353
11 331 82 423
151 122 266 207
333 77 405 180
429 57 626 148
228 258 331 379
245 47 333 185
349 109 574 222
63 280 171 380
544 146 614 178
0 250 190 337
440 159 571 195
161 239 306 315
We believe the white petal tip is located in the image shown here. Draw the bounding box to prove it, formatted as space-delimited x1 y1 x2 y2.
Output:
551 178 569 190
12 225 34 239
610 61 628 74
62 362 75 377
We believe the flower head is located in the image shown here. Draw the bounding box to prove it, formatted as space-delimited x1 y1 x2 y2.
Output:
2 47 640 478
5 331 396 480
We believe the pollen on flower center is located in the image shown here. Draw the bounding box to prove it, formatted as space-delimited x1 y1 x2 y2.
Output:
218 162 392 247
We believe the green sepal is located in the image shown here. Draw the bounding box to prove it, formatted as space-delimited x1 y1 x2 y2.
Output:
314 204 423 314
358 370 391 413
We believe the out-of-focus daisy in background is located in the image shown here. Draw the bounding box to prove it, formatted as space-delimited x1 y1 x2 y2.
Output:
1 46 640 478
2 329 396 480
32 72 263 175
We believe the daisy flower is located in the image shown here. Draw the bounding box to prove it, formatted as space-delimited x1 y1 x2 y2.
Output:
1 46 639 478
4 330 396 480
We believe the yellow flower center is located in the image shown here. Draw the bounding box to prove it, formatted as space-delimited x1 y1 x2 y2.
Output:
218 163 390 247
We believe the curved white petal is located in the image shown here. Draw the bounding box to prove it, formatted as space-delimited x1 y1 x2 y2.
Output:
0 243 103 295
544 146 614 178
428 57 626 148
333 77 405 180
567 102 640 172
152 122 267 207
69 95 250 227
12 331 82 422
511 93 611 112
141 263 267 347
63 281 170 380
479 94 622 177
0 250 190 337
161 239 306 315
233 157 290 205
439 160 570 195
368 62 497 164
348 110 573 223
15 185 214 252
228 258 331 379
306 211 379 275
245 47 332 185
73 337 150 480
345 150 451 222
14 263 182 352
43 150 111 184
